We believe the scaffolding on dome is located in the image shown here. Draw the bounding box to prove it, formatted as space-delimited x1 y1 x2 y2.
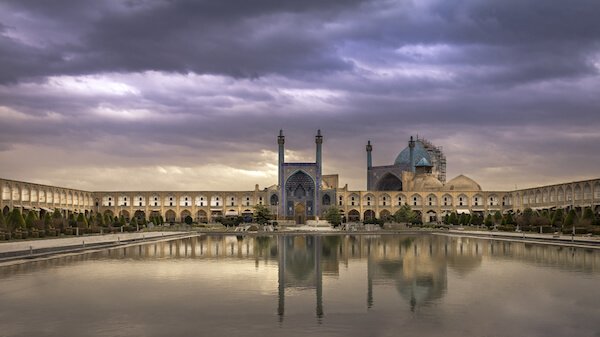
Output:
417 136 447 183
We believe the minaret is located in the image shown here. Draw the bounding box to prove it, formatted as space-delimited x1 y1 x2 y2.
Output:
278 130 285 218
315 130 323 218
409 136 416 173
366 140 373 190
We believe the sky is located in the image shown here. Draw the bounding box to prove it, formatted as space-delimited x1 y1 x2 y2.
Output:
1 0 599 192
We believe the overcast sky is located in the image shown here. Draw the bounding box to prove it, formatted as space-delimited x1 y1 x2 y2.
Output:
1 0 599 192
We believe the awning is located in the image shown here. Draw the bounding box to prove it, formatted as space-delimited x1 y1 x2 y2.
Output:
13 204 22 208
40 207 54 212
456 209 471 214
23 205 32 210
210 209 223 212
225 210 238 216
241 209 254 214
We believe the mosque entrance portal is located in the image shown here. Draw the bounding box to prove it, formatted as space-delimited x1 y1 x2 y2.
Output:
295 203 306 225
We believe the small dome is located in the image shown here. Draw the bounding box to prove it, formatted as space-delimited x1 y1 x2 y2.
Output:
394 140 431 167
413 175 443 191
443 175 481 191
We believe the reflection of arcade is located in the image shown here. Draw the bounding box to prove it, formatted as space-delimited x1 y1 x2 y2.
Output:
42 234 599 320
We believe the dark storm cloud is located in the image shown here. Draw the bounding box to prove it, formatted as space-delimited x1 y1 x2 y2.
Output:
0 0 597 83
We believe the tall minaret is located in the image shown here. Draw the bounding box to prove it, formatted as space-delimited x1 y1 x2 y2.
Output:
409 136 416 173
366 140 373 190
278 130 285 218
315 130 323 218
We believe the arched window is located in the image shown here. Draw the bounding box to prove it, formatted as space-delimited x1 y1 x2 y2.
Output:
322 194 331 206
270 194 279 206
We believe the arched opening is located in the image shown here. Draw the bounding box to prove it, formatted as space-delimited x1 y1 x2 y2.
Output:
270 194 279 206
103 210 114 217
426 194 437 206
134 210 145 222
574 185 582 201
584 183 592 199
197 210 208 223
322 194 331 206
165 210 176 223
364 209 375 221
376 173 403 191
242 209 253 223
210 210 222 222
285 170 315 217
2 206 9 216
119 210 130 222
426 210 437 223
181 210 192 223
150 210 161 222
2 184 10 200
294 203 306 224
348 209 360 222
380 209 391 221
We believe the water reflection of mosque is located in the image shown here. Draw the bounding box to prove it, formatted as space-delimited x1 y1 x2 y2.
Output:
4 234 597 318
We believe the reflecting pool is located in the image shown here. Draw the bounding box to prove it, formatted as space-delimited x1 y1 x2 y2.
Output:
0 234 599 337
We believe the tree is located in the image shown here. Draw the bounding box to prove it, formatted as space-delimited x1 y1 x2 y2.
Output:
52 209 62 219
504 212 515 225
96 213 105 227
471 214 483 226
324 206 342 227
518 208 534 227
253 204 272 225
448 212 458 225
10 208 26 231
130 217 138 227
0 212 5 230
393 205 417 223
25 211 37 229
493 211 502 225
551 209 564 227
484 214 493 228
564 209 577 227
44 213 52 229
76 213 88 228
581 207 595 226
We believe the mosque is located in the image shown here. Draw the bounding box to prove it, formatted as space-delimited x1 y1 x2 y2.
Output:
1 131 599 224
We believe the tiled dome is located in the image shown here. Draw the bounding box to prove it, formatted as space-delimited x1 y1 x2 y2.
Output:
394 140 431 167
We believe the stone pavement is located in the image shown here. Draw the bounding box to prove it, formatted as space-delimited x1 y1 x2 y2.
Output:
0 232 182 254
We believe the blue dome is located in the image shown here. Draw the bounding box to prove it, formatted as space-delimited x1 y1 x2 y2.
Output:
394 140 431 167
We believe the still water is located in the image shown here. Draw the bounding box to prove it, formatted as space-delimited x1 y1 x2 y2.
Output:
0 234 599 337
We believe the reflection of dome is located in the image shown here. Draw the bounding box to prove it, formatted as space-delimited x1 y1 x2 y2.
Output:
444 174 481 191
414 175 443 191
394 141 431 166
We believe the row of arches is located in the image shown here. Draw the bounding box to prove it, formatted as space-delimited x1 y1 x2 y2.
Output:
340 193 500 208
1 183 93 206
514 181 600 207
345 209 428 222
100 194 266 208
104 208 256 223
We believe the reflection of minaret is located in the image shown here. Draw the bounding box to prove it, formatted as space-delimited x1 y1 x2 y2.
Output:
367 254 373 309
315 235 323 318
278 236 286 321
367 239 373 308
